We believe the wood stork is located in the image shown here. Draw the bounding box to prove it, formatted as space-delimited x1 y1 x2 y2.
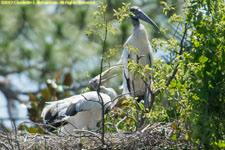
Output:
41 67 118 134
119 6 159 106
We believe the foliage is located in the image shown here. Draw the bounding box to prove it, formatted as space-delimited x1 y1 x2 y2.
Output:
184 0 225 149
153 0 225 149
0 0 224 149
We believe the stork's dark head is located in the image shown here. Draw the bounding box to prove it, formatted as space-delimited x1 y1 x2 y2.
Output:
88 66 117 91
88 78 99 91
130 6 159 31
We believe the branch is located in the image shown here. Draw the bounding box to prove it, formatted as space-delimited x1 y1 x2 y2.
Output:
144 23 189 114
154 23 188 97
0 65 41 76
179 23 188 55
0 78 39 104
165 63 179 87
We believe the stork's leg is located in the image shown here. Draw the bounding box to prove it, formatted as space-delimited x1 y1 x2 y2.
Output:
131 79 140 130
144 87 150 108
138 87 150 128
132 79 136 98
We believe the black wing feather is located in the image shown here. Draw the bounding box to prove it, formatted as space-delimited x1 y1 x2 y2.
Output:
65 103 78 116
44 110 68 131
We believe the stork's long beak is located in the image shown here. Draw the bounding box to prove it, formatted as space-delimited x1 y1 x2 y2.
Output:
93 66 118 84
101 74 119 84
137 10 159 31
100 66 116 78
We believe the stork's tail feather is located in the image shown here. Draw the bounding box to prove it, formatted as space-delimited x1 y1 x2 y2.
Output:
43 121 68 132
42 107 68 132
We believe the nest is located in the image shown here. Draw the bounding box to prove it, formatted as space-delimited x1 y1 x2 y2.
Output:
0 123 193 150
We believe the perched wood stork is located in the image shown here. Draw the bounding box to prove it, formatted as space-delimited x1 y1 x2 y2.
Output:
119 6 159 105
41 67 118 134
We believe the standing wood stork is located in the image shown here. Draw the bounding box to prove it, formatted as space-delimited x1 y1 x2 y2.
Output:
41 67 118 134
119 6 159 105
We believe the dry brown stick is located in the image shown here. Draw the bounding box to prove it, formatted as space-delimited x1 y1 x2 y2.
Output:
72 129 102 140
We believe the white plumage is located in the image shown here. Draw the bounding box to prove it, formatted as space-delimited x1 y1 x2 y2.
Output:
120 6 159 105
41 67 118 134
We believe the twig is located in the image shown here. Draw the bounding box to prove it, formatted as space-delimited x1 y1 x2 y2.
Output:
73 129 102 140
4 129 14 150
173 23 181 38
115 116 128 133
12 119 20 150
0 141 9 150
140 123 151 133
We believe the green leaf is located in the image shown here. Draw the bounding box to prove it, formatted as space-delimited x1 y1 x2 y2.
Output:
171 134 177 140
137 102 145 111
199 55 208 64
216 140 225 148
28 127 38 134
168 14 183 23
85 87 90 92
41 89 51 102
86 72 90 78
185 133 189 140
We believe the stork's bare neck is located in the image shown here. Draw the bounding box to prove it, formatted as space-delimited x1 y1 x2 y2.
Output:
131 17 140 27
127 24 149 49
99 86 117 101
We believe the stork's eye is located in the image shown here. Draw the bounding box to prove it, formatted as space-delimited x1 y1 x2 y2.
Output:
130 8 136 12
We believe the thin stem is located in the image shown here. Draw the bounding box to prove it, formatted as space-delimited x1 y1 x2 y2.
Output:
97 11 108 147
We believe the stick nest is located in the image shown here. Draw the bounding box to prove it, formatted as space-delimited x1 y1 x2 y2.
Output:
0 123 193 150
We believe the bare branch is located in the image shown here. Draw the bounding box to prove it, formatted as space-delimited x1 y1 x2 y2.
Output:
165 63 179 87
